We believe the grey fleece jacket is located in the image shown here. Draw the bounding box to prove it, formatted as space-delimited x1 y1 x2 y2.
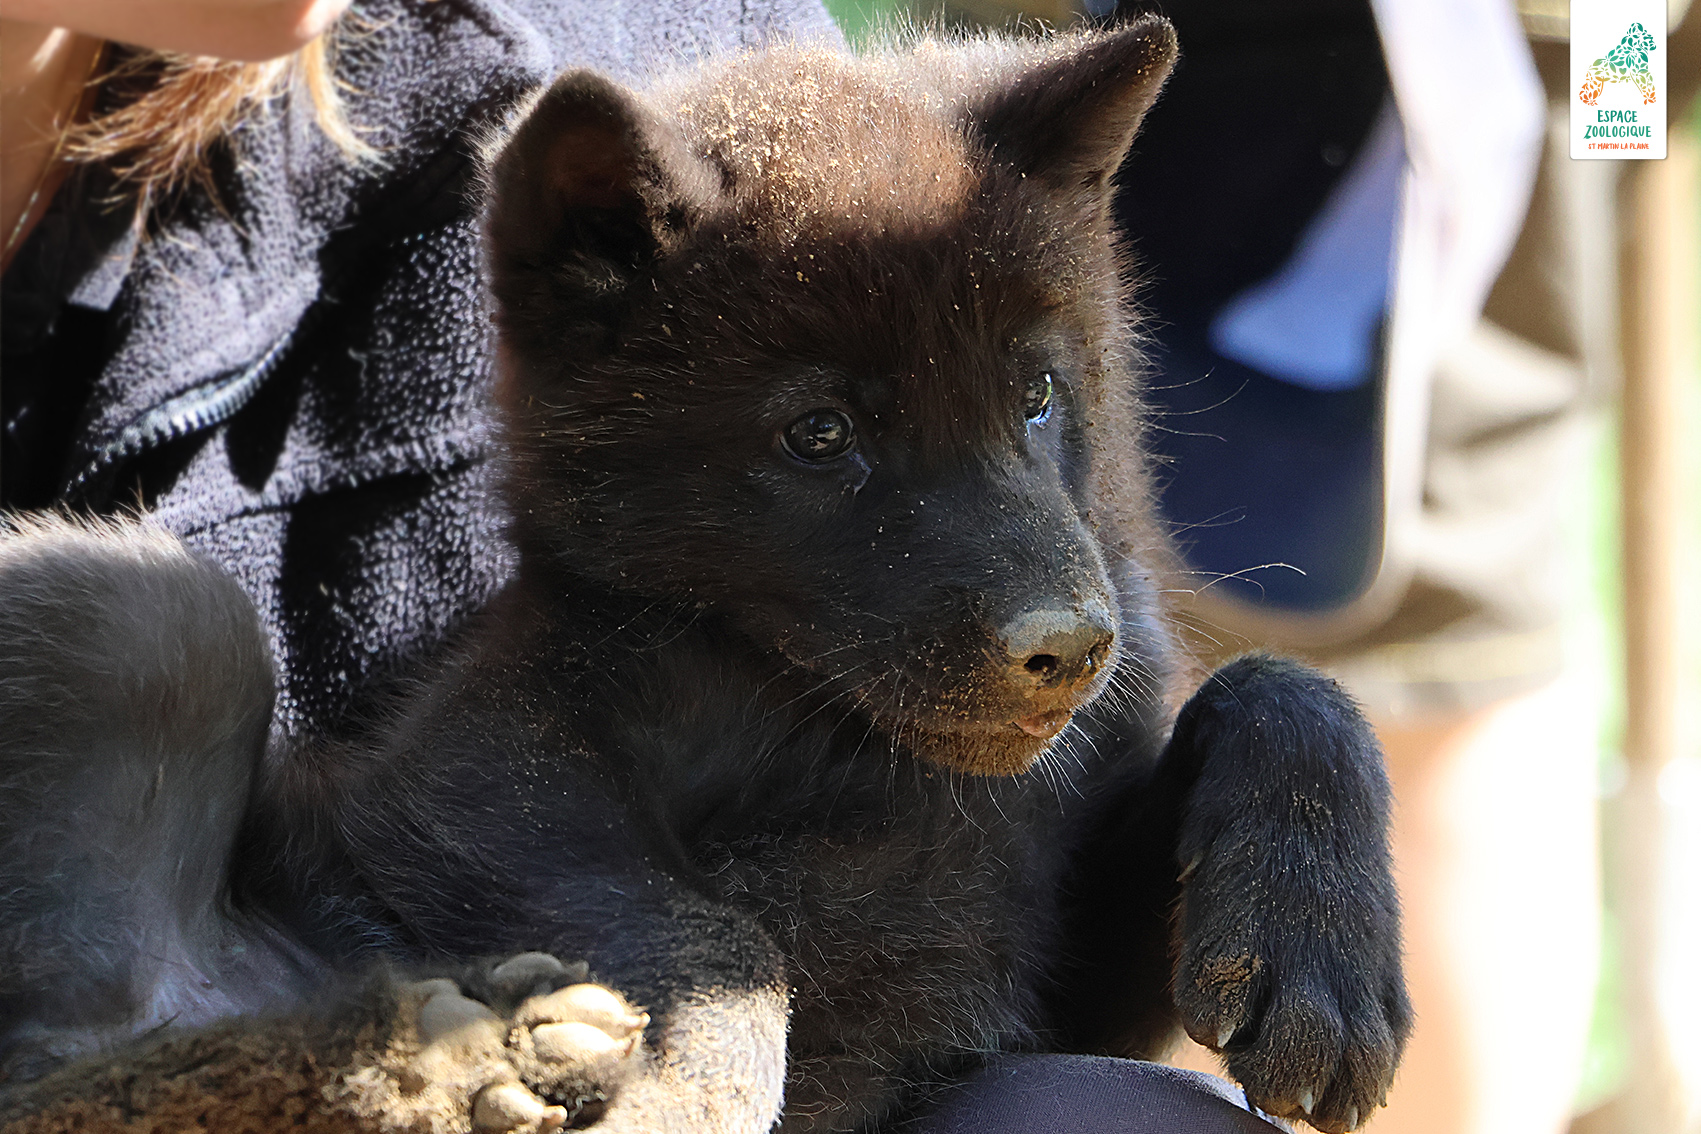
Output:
1 0 840 745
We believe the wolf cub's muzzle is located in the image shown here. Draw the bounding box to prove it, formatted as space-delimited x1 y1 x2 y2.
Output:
996 604 1116 739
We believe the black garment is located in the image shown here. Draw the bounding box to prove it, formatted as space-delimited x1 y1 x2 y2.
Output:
2 0 838 745
914 1057 1288 1133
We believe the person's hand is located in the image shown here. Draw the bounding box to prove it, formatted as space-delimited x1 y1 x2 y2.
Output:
2 0 352 61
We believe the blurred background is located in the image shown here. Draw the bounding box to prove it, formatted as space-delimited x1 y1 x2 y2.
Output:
821 0 1701 1132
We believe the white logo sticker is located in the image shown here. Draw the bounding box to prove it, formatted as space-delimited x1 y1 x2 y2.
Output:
1571 2 1668 159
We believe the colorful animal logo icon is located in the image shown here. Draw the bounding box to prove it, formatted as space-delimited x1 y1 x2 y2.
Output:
1580 22 1659 105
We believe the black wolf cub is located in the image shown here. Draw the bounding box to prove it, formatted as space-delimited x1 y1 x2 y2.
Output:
2 21 1407 1133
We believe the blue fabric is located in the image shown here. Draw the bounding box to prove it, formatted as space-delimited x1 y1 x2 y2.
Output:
1209 103 1404 392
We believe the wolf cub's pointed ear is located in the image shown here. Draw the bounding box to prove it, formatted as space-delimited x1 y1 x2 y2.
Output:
967 17 1176 197
484 71 718 355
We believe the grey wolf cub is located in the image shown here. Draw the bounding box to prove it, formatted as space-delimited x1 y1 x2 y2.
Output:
2 21 1408 1133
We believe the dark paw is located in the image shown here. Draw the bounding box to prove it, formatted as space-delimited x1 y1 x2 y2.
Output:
1175 926 1406 1132
335 953 647 1131
1168 657 1412 1131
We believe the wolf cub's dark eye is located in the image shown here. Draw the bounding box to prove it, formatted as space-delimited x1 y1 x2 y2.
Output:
782 409 856 462
1023 372 1054 423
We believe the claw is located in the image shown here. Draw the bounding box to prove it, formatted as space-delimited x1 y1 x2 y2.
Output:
1179 853 1203 883
1298 1090 1314 1116
1346 1106 1360 1130
1216 1024 1235 1049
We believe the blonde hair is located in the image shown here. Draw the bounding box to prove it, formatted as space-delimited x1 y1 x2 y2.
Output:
66 33 372 209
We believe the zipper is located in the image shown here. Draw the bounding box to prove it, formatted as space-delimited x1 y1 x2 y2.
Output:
66 326 295 500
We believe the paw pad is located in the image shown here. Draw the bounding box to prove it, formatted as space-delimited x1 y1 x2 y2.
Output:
485 953 591 1007
505 981 648 1119
418 990 502 1046
340 956 645 1131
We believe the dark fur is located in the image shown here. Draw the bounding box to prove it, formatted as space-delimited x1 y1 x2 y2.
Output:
1 23 1408 1134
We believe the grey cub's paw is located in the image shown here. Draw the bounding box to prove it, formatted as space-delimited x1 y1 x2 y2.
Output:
0 513 292 1074
343 954 649 1132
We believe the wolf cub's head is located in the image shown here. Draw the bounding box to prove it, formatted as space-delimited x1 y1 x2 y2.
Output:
484 22 1176 776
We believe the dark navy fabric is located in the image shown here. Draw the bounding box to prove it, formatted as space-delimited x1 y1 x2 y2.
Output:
1 0 840 746
1112 0 1391 613
914 1056 1290 1133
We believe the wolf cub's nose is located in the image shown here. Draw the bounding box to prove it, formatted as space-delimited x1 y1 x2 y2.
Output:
998 605 1115 690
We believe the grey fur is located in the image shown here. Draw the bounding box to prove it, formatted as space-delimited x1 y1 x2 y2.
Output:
0 515 318 1079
